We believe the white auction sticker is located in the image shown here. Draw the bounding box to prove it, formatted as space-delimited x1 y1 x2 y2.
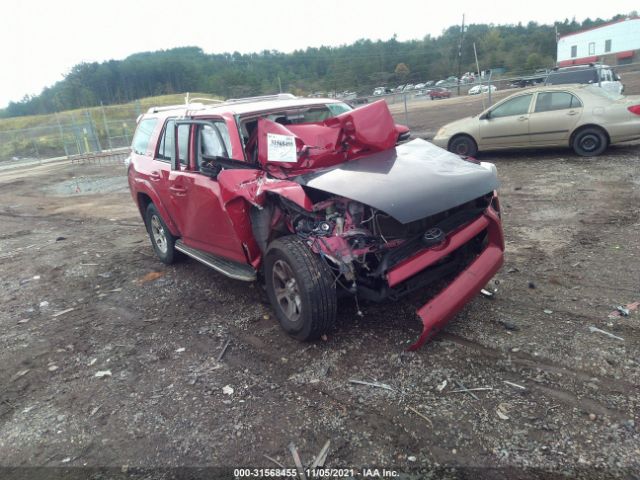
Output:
267 133 297 163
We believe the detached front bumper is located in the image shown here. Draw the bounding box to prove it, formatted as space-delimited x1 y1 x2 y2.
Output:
386 207 504 350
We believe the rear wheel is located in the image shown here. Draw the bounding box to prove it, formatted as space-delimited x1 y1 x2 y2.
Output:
449 135 478 157
145 203 177 264
572 127 608 157
265 236 337 341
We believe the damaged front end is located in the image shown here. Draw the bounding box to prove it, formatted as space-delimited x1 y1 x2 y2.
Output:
275 182 503 350
225 101 504 349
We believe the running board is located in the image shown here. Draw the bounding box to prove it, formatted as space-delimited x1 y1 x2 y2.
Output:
175 240 257 282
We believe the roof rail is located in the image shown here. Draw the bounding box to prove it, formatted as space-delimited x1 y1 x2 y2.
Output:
144 93 297 114
225 93 297 104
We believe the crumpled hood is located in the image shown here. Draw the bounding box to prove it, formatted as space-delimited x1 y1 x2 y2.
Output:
294 138 499 224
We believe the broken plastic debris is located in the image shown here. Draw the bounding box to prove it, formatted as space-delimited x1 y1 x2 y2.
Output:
588 326 624 341
39 301 50 309
608 302 639 319
543 309 553 314
88 358 97 366
222 385 234 395
94 370 112 378
136 271 165 284
407 456 417 462
480 288 494 298
497 403 510 420
175 347 186 353
616 306 630 317
436 379 448 392
48 365 59 372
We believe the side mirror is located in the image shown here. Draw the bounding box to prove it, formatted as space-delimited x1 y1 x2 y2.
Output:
479 111 490 120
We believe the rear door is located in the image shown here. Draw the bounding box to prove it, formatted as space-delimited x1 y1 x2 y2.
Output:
478 94 533 149
153 118 190 231
528 91 583 146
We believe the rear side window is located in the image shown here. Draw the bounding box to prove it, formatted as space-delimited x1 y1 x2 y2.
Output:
131 118 158 155
534 92 583 112
490 95 532 118
157 120 190 165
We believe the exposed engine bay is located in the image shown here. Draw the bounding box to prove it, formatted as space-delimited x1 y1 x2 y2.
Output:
253 188 496 304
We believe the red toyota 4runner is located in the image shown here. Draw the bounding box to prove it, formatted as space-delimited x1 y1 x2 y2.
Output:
128 94 504 349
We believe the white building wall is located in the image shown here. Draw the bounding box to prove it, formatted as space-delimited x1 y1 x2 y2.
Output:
557 18 640 62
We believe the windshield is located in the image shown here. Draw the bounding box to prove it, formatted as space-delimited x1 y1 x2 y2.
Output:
585 84 624 101
546 69 598 85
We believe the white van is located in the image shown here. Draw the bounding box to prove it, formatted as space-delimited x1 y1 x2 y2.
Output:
545 64 624 95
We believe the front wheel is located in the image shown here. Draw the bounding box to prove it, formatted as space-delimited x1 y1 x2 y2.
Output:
572 127 608 157
265 236 337 341
448 135 478 157
145 203 178 264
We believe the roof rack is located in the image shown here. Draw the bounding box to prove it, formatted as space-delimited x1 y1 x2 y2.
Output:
145 93 297 114
225 93 297 104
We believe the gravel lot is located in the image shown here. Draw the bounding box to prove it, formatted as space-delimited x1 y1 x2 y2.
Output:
0 84 639 479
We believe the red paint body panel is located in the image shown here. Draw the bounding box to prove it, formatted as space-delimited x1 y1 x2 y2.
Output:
387 215 490 288
407 208 504 350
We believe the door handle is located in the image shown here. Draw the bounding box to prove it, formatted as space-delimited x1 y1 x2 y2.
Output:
518 116 528 121
169 186 187 196
567 110 578 116
149 171 161 181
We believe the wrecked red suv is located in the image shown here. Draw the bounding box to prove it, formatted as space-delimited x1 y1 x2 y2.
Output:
127 94 504 349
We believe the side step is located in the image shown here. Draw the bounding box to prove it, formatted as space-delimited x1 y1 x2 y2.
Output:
175 240 257 282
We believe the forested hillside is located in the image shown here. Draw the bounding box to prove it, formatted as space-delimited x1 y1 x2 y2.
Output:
1 15 633 118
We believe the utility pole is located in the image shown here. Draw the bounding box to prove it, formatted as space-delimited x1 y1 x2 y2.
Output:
457 14 466 96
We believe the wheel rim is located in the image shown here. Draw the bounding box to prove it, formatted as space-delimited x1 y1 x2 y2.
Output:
272 259 302 323
580 134 600 153
150 215 168 254
453 140 469 155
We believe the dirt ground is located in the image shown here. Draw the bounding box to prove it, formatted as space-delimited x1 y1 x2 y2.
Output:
0 85 639 480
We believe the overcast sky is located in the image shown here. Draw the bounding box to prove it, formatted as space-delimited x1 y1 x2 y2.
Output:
0 0 637 108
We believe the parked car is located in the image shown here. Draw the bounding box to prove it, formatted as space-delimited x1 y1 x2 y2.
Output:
430 87 451 100
432 84 640 157
403 84 415 92
468 84 497 95
373 87 386 96
426 80 435 87
415 88 434 97
128 94 504 349
545 64 623 95
435 80 447 86
414 83 427 90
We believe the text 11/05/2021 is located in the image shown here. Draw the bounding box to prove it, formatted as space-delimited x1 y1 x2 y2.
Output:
234 467 400 478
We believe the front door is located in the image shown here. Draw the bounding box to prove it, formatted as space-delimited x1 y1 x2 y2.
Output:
168 120 250 263
478 94 533 149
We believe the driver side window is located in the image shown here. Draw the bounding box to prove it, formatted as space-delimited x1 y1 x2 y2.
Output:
197 122 232 169
490 94 533 118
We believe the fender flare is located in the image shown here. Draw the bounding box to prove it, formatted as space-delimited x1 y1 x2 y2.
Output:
132 178 180 236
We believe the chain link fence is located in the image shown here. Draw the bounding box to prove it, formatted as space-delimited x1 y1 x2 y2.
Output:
0 101 143 165
1 61 639 166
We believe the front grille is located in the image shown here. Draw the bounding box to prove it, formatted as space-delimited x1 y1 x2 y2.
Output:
373 194 492 273
374 194 492 240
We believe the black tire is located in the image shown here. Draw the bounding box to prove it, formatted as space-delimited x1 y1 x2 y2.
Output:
572 127 608 157
449 135 478 157
265 236 337 341
145 203 178 264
